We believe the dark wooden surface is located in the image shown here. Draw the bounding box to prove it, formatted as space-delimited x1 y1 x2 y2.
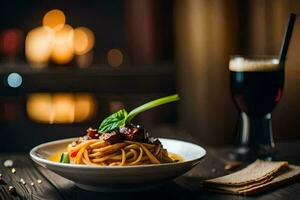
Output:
0 135 299 200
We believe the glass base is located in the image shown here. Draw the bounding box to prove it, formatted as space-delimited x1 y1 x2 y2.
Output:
232 112 276 162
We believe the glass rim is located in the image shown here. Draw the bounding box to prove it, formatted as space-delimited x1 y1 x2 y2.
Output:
229 55 282 71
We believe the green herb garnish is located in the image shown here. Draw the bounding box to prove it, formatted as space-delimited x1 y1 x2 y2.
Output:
98 109 128 133
98 94 180 133
59 152 70 163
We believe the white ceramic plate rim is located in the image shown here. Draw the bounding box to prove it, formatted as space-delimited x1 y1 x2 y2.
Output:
30 137 206 169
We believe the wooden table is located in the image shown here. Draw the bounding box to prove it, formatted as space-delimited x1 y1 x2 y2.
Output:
0 140 299 200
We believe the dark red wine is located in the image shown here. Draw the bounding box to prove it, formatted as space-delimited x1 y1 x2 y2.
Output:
230 69 284 117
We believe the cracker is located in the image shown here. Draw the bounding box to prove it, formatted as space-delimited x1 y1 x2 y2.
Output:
205 159 288 186
239 165 300 195
205 165 300 195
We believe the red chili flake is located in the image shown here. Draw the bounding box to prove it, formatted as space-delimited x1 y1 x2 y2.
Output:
71 151 78 158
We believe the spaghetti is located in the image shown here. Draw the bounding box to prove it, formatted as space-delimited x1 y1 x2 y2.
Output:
66 139 174 166
57 94 182 166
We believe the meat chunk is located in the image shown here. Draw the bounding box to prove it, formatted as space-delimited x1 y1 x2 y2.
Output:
86 127 99 139
119 124 148 142
99 131 123 144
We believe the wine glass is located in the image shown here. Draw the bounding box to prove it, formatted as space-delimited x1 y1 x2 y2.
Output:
229 55 284 161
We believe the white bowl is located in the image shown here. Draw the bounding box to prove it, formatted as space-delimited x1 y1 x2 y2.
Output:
30 138 206 192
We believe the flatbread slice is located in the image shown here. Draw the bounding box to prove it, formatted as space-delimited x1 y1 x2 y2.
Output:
205 165 300 195
205 159 288 186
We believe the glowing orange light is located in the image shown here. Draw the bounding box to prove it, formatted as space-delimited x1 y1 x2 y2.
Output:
25 27 54 68
26 93 53 123
43 9 66 31
74 94 97 122
26 93 96 124
107 49 123 67
73 27 95 55
51 94 75 123
26 9 95 67
51 25 74 64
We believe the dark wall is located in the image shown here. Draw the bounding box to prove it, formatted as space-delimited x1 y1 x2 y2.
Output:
175 0 300 145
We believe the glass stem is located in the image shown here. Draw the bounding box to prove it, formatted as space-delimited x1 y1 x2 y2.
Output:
238 112 275 155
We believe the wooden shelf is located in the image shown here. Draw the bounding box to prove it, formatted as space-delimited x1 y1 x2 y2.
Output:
0 63 176 95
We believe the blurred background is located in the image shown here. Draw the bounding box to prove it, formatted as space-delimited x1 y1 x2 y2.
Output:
0 0 300 152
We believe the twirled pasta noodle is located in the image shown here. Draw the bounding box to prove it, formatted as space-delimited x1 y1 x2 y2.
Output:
67 139 174 166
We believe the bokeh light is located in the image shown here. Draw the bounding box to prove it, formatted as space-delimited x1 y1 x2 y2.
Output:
51 25 74 64
27 93 96 124
74 94 97 122
27 93 52 123
107 49 123 67
7 73 22 88
1 29 22 57
25 9 95 67
52 94 75 123
25 26 54 68
73 27 95 55
43 9 66 31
